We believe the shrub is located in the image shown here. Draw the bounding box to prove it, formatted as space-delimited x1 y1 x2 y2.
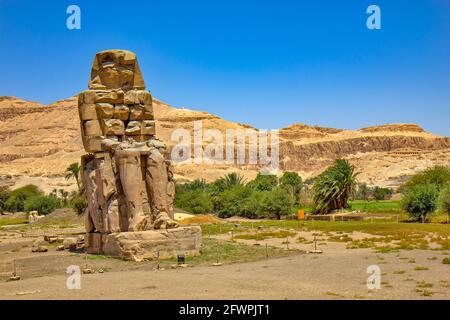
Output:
372 186 393 201
258 188 294 220
175 190 213 214
71 194 88 215
5 184 42 212
401 184 439 221
214 186 252 218
438 185 450 216
279 171 303 205
248 173 278 191
0 186 10 213
242 190 265 218
24 195 59 215
401 166 450 194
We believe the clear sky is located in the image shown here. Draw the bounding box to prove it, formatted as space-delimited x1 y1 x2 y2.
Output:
0 0 449 135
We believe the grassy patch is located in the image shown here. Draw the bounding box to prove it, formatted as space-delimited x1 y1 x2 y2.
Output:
161 239 294 267
393 270 406 275
348 200 402 214
0 218 28 227
234 230 296 241
442 257 450 264
325 291 345 298
85 255 111 260
414 266 429 271
416 281 433 288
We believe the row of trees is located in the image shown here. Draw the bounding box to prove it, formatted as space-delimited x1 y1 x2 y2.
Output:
175 172 303 219
354 183 393 201
0 162 87 216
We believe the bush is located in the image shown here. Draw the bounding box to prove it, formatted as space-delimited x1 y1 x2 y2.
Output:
438 185 450 216
401 184 439 221
214 186 252 218
5 184 42 212
401 166 450 194
71 194 88 215
372 186 393 201
0 186 10 213
24 195 59 215
279 171 303 205
258 188 294 220
248 173 278 191
175 190 213 214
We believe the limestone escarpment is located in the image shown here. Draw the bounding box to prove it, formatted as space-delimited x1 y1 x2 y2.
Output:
0 94 449 189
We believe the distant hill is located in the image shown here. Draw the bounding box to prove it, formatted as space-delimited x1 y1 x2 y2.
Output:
0 95 449 192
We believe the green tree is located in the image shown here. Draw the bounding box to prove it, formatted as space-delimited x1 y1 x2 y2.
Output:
0 186 10 214
24 195 59 215
279 171 303 205
312 159 358 214
372 186 393 201
355 183 371 201
242 190 265 218
174 190 213 214
214 173 247 192
58 189 69 207
401 166 450 194
401 184 439 222
5 184 42 212
65 162 82 192
258 188 293 220
70 194 87 215
438 185 450 223
248 173 278 191
214 186 252 218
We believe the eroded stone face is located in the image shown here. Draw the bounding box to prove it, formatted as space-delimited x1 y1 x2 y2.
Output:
79 50 180 255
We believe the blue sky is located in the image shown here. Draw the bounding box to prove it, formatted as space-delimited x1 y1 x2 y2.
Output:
0 0 449 135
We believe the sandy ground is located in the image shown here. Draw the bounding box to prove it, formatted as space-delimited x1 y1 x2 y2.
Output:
0 227 449 300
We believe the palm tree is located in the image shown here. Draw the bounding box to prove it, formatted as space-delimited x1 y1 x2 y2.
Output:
312 159 358 214
215 173 247 191
65 162 81 192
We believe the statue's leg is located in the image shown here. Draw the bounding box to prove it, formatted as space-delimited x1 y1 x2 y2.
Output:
98 153 120 233
115 148 150 231
145 148 178 229
82 155 106 233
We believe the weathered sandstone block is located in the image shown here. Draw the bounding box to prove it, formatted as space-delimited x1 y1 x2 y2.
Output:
102 226 202 261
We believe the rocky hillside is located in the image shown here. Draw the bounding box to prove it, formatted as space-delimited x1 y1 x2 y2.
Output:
0 95 449 192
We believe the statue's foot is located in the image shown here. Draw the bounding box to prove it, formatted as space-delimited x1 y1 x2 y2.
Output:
154 215 178 229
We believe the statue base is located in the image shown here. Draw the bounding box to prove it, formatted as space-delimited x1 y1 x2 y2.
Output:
86 226 202 262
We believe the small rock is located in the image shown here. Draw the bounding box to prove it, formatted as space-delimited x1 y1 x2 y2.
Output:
33 236 45 247
9 275 21 281
47 237 58 244
82 268 95 274
98 269 104 273
56 245 65 251
31 245 48 253
63 237 77 249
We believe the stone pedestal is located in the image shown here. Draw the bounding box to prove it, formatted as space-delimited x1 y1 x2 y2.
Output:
93 226 202 261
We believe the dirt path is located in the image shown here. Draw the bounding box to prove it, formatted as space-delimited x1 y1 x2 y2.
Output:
1 246 448 299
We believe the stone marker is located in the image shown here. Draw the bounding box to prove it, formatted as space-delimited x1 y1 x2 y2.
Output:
78 50 201 260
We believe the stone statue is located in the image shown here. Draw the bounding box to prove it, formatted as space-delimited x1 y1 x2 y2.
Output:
79 50 190 257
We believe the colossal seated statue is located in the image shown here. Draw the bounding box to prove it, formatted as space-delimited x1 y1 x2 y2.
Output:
79 50 178 253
